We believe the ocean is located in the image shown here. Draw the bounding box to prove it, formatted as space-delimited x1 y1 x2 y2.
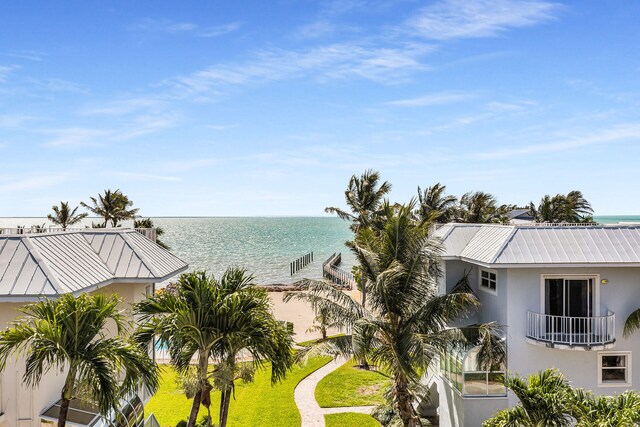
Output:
0 215 637 285
0 217 355 285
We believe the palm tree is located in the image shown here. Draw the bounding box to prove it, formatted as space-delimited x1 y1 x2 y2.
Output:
134 269 294 427
306 305 342 340
325 169 391 310
133 218 169 249
48 201 88 230
570 389 640 426
0 293 158 427
528 191 593 223
210 268 294 427
457 191 511 224
623 308 640 338
482 369 573 427
565 190 594 222
81 189 139 227
325 169 392 233
415 183 458 224
287 203 504 427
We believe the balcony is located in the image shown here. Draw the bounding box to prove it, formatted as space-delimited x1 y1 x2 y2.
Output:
526 311 615 350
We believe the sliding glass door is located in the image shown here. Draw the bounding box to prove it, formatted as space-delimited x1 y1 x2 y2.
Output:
545 277 594 339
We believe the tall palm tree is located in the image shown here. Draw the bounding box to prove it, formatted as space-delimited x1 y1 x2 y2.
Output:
415 183 458 224
325 170 391 310
325 169 392 233
134 269 294 427
286 204 504 427
133 218 169 249
482 369 573 427
458 191 511 224
211 268 294 427
81 189 139 227
47 201 88 230
0 293 158 427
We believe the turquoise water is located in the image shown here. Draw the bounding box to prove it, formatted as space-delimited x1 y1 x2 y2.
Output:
0 216 355 284
0 215 638 284
594 216 640 224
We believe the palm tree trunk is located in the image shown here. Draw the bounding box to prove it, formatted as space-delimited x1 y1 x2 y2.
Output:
187 391 202 427
359 276 369 370
395 377 421 427
188 350 208 427
58 366 76 427
219 386 232 427
219 357 235 427
58 398 70 427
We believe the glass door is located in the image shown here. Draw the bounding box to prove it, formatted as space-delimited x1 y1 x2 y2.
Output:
545 278 594 341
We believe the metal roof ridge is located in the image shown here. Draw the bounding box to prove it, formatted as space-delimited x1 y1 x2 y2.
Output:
487 225 519 264
119 230 162 278
21 236 65 295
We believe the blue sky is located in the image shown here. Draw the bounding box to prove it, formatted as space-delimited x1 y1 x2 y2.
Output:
1 0 640 216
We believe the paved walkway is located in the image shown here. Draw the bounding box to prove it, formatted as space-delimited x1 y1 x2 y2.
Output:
294 357 376 427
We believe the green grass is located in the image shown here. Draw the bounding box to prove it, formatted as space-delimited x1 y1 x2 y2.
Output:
146 357 332 427
325 413 381 426
296 333 345 347
315 359 390 407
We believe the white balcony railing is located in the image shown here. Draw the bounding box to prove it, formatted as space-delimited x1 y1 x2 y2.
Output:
526 311 615 347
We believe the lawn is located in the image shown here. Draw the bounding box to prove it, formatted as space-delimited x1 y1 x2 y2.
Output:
296 333 345 347
325 413 381 426
315 358 390 407
146 356 332 427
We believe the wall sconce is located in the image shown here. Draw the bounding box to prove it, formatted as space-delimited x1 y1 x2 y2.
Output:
601 279 609 285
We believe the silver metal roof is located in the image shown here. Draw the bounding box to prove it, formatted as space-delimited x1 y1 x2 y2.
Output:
0 230 187 299
436 224 640 267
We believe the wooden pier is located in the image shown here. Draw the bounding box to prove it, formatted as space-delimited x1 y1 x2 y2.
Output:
290 251 314 275
322 253 357 289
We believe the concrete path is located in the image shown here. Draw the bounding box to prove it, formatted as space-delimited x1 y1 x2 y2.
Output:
294 356 376 427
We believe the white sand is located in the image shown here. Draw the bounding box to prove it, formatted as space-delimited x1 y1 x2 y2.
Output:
269 289 362 343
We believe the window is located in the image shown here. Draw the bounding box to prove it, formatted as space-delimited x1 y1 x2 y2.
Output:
440 344 507 397
479 269 497 294
598 352 632 387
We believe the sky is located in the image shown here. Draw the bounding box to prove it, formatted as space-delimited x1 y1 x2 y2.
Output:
1 0 640 216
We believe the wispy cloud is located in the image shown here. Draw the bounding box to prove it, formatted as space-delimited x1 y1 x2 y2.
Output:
109 172 181 182
2 50 46 61
409 0 561 40
42 114 176 147
130 18 241 37
0 114 41 129
166 42 432 97
0 65 20 83
28 77 89 94
81 97 164 116
43 127 111 147
199 22 242 38
478 124 640 159
385 91 476 107
0 173 73 193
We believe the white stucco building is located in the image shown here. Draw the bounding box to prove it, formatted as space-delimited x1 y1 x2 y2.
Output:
425 223 640 426
0 229 187 427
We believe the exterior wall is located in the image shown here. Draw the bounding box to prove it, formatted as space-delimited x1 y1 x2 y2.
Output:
435 377 509 427
443 260 509 326
0 282 151 427
505 267 640 404
437 262 640 422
